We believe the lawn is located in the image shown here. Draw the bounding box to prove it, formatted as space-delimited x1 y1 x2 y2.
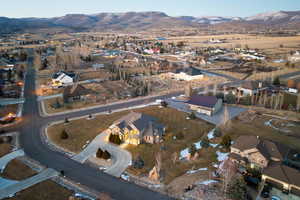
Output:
221 110 300 151
0 143 12 157
2 159 37 180
47 106 214 183
5 180 73 200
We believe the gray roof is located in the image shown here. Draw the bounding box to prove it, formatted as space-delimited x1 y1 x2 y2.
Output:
186 95 219 108
115 112 165 138
263 163 300 187
232 136 289 161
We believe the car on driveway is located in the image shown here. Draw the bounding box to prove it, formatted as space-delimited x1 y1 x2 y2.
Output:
271 196 281 200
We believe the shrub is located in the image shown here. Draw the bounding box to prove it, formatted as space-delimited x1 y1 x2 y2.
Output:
189 112 197 120
161 101 168 107
220 134 232 149
273 76 280 86
189 144 197 156
109 134 122 145
102 151 111 160
60 129 69 140
225 92 236 104
96 148 104 158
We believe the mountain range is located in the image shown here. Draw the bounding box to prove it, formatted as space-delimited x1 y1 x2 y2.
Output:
1 10 300 34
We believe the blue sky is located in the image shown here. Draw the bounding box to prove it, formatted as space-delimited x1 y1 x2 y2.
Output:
2 0 300 18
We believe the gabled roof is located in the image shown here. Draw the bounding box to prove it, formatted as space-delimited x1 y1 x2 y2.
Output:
263 163 300 187
114 112 165 138
232 136 289 161
186 95 219 108
52 71 76 79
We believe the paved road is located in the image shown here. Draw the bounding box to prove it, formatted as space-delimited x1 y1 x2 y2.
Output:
0 168 59 199
3 52 173 200
2 50 300 200
73 131 132 177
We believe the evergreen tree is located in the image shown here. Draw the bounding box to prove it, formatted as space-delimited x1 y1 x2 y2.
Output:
273 76 280 86
60 129 69 140
220 134 232 149
96 148 104 158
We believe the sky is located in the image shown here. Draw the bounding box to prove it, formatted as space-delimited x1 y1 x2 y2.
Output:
1 0 300 18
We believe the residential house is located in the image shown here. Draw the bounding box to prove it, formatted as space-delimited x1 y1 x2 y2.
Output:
51 71 76 87
235 81 269 97
168 67 204 81
288 51 300 63
229 136 289 169
262 163 300 196
186 95 223 116
108 112 165 145
63 84 95 102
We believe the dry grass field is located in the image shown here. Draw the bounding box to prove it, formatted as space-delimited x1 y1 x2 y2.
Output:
163 34 300 50
5 180 73 200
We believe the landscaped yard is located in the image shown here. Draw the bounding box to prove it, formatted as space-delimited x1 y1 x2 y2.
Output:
47 106 215 183
222 109 300 151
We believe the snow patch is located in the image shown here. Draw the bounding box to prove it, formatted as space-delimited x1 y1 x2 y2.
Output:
186 168 208 174
197 180 218 185
216 151 229 162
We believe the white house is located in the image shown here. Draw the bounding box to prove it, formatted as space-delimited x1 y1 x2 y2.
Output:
235 81 268 97
52 71 75 87
168 67 204 81
288 51 300 63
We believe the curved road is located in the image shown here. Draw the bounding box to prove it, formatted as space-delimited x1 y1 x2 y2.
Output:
2 55 173 200
3 50 287 199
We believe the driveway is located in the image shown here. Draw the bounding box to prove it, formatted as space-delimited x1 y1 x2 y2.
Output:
72 131 132 177
167 99 247 125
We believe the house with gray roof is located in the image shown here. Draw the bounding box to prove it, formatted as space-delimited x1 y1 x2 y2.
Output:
186 95 223 116
230 135 290 169
109 112 165 145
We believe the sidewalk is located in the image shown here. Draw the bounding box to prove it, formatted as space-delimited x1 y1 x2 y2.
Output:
0 168 59 199
0 149 25 173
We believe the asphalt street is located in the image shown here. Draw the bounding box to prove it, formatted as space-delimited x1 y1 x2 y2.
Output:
2 50 300 200
3 54 173 200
